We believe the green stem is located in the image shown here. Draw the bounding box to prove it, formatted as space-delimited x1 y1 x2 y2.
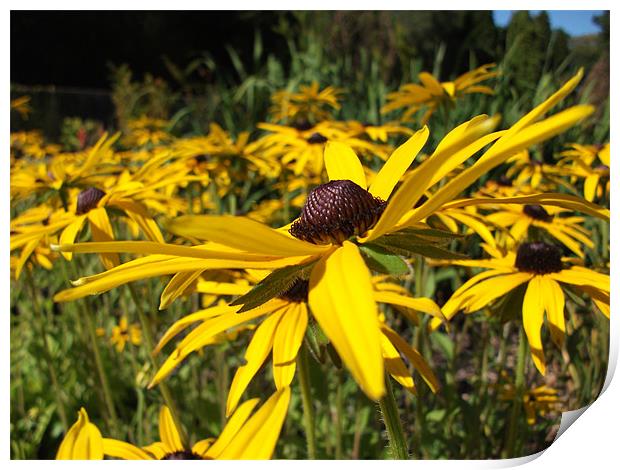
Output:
126 283 190 450
378 374 409 459
503 326 528 458
334 370 343 459
82 295 119 433
297 342 317 459
24 268 69 431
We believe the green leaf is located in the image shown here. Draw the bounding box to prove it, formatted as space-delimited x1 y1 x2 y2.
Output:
230 260 316 313
430 332 455 361
358 244 409 275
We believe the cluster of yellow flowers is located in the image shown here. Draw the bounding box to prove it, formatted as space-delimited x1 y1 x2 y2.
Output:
10 66 610 460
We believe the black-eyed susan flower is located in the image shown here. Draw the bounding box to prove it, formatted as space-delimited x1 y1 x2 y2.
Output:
496 378 563 426
382 63 498 124
53 69 594 399
557 143 610 202
269 81 343 124
435 242 609 375
57 388 290 460
106 316 142 352
148 270 441 416
484 203 594 258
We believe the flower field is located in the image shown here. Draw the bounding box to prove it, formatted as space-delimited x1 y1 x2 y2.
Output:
10 11 610 460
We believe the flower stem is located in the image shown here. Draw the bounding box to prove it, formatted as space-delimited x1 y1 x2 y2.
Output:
378 374 409 459
503 326 528 458
126 283 190 450
297 342 317 459
24 267 69 431
81 294 119 433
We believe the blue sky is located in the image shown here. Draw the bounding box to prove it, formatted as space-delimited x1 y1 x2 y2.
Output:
493 10 606 36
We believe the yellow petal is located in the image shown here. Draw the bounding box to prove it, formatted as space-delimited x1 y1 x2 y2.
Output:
273 303 308 389
216 387 291 460
324 141 367 188
368 126 429 200
152 304 233 355
159 270 204 310
205 398 260 458
192 438 215 457
461 272 531 313
308 243 385 400
522 277 546 375
87 208 120 270
381 333 416 394
149 301 282 388
54 255 315 303
226 307 286 416
381 325 440 393
158 406 183 452
108 199 164 243
540 277 565 348
443 193 609 221
405 106 594 227
102 439 154 460
584 174 600 202
418 72 445 96
167 215 330 256
58 215 87 261
373 291 445 322
56 408 104 460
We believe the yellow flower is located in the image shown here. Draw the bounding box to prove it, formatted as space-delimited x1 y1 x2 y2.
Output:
123 115 172 147
382 63 498 123
57 388 291 460
53 69 594 399
434 242 609 375
557 143 610 202
109 316 142 352
497 377 563 425
11 95 32 119
269 81 343 123
484 203 594 257
148 270 441 416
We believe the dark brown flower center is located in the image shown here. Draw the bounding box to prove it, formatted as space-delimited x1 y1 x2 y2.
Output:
279 278 309 303
496 174 513 187
294 120 314 131
306 132 328 144
161 450 204 460
76 187 106 215
514 242 563 274
523 204 553 222
289 179 386 245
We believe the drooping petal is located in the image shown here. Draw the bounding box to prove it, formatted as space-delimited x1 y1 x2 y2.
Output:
215 388 291 460
540 277 566 348
159 270 205 310
324 141 367 189
461 272 531 313
522 277 547 375
108 198 164 243
87 208 120 269
226 307 287 416
204 398 260 458
272 302 309 389
381 333 416 394
368 126 429 200
149 301 282 388
309 242 385 400
373 291 445 322
58 215 87 261
166 215 330 256
381 325 440 393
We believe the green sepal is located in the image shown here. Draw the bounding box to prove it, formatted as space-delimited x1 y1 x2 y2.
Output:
230 260 316 313
373 233 469 260
358 244 409 275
